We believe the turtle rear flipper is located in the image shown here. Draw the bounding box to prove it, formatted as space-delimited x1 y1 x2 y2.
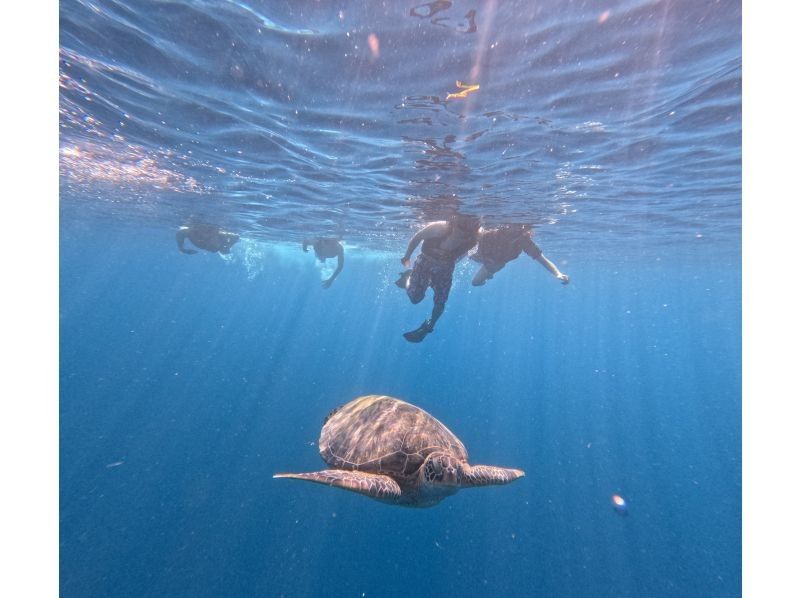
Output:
274 470 402 501
461 465 525 487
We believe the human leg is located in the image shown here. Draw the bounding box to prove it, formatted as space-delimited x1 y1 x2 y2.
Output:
428 262 454 327
404 261 453 343
405 256 432 304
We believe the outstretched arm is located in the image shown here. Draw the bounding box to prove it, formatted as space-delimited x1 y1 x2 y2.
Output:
322 244 345 289
523 238 568 284
533 253 569 284
176 228 197 254
401 221 448 267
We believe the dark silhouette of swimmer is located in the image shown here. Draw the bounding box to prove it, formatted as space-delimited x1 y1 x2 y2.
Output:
395 214 481 343
470 224 569 286
176 224 239 255
303 238 344 289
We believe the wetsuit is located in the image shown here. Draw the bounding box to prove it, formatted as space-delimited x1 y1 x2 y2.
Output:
470 228 542 274
407 225 478 306
177 224 239 254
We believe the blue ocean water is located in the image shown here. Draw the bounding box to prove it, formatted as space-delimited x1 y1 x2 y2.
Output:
60 1 741 596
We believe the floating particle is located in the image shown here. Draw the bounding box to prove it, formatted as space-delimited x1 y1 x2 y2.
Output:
367 33 380 59
611 493 628 516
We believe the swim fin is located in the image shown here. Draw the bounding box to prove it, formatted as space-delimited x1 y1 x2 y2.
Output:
394 270 412 289
403 320 433 343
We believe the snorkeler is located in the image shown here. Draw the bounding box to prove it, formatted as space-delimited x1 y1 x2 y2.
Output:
395 214 481 343
470 224 569 286
303 238 345 289
176 224 240 255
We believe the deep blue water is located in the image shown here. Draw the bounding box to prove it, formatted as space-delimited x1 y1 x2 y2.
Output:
60 0 741 596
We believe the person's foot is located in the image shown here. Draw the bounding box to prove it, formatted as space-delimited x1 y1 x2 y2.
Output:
403 320 434 343
394 270 412 289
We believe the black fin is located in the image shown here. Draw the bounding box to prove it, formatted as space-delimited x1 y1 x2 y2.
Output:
403 321 433 343
394 270 412 288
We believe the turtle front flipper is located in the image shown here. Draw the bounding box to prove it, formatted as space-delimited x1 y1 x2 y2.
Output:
274 470 402 501
461 464 525 487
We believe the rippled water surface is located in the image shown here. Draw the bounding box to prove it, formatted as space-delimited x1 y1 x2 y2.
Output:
60 0 741 252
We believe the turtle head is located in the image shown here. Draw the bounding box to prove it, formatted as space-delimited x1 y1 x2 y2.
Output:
420 452 463 489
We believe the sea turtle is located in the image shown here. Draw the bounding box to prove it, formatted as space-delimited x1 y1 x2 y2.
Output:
274 395 524 508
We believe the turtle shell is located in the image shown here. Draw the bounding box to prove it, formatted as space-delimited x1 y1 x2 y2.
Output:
319 395 468 480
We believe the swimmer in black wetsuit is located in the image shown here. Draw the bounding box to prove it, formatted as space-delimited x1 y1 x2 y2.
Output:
470 224 569 286
303 237 345 289
176 224 240 255
395 214 481 343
